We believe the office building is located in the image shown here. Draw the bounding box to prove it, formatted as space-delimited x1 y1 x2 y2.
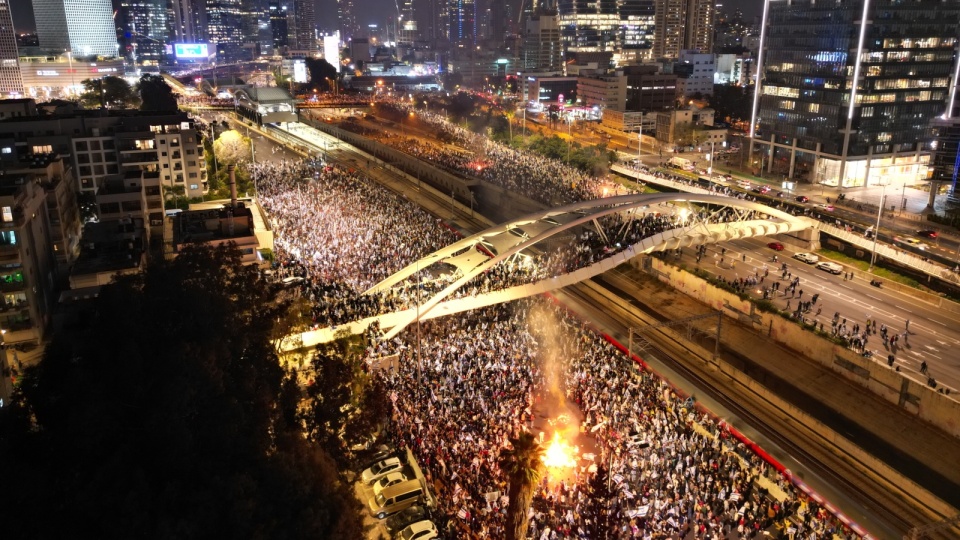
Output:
0 0 23 96
291 0 316 50
206 0 246 60
170 0 203 44
269 2 289 49
18 54 124 99
31 0 119 57
624 65 678 111
750 0 960 189
578 73 627 111
522 10 562 72
674 49 714 97
116 0 173 66
558 0 655 59
653 0 714 59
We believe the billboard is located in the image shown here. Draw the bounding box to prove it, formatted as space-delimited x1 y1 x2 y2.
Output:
292 60 308 84
175 43 210 59
323 34 340 73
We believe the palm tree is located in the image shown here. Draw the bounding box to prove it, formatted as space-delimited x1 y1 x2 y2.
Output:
505 108 516 141
499 431 545 540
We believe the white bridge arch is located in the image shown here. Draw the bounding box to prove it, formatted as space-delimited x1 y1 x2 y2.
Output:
293 193 816 347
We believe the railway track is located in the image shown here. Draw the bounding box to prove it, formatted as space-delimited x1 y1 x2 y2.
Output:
560 277 954 539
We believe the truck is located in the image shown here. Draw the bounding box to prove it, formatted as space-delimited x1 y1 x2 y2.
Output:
667 157 695 171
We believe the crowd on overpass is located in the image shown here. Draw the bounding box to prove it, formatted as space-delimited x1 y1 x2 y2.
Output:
375 299 860 540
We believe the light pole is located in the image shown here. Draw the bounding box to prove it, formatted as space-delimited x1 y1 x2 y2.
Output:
637 116 643 167
868 184 886 272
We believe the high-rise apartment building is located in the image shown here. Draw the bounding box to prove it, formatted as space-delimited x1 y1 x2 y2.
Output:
750 0 960 190
338 0 358 42
653 0 714 59
0 0 23 95
291 0 316 50
31 0 119 57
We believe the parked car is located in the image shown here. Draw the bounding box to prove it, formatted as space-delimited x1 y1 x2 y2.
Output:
386 506 430 534
373 472 408 497
795 195 809 203
816 261 843 274
794 252 820 264
397 520 439 540
917 230 939 239
767 242 784 251
361 457 404 484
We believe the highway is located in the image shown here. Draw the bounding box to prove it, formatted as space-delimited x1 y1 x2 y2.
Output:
679 235 960 392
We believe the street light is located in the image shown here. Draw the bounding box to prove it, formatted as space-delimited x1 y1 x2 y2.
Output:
868 184 886 272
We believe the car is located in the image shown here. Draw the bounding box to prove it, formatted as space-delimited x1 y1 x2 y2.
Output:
373 472 408 496
815 203 835 211
361 457 404 484
899 237 927 250
917 230 939 239
816 261 844 274
795 195 809 203
385 505 430 534
767 242 784 251
757 185 772 194
737 180 752 189
794 252 820 264
281 276 305 286
397 520 439 540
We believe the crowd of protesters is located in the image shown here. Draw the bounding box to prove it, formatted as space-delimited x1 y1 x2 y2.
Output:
375 299 860 539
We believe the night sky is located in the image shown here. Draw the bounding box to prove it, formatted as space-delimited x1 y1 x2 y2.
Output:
9 0 763 38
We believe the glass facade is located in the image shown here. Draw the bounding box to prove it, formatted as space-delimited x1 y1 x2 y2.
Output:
752 0 960 187
558 0 654 57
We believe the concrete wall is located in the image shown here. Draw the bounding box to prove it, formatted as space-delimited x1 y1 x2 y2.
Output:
639 256 960 437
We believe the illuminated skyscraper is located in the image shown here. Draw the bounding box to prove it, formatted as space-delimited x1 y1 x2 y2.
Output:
31 0 119 57
450 0 477 50
338 0 358 42
557 0 654 58
750 0 960 190
0 0 23 94
116 0 172 64
291 0 315 49
269 2 289 49
653 0 713 58
206 0 246 59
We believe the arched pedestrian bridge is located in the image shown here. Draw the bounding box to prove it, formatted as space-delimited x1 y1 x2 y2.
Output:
290 193 816 348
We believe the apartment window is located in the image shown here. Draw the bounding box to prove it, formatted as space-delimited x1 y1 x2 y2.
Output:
161 151 167 157
186 149 195 155
77 154 89 164
188 161 196 167
0 148 10 154
32 145 52 153
90 141 101 151
189 172 197 178
75 141 88 151
1 206 12 222
189 184 199 190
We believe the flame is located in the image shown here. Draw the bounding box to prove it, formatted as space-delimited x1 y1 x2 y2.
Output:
542 433 577 469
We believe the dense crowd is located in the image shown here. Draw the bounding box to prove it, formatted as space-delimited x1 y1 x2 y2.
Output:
375 299 860 539
374 103 607 205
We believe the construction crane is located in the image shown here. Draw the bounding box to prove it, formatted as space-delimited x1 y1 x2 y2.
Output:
904 513 960 540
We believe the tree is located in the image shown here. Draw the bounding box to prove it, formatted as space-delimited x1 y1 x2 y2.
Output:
499 431 545 540
305 58 339 89
301 333 391 467
709 84 754 124
213 129 253 165
137 74 179 111
79 76 138 109
0 244 366 539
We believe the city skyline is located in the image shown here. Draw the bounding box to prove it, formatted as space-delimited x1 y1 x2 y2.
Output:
8 0 764 35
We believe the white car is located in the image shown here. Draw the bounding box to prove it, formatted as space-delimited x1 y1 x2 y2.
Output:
373 472 407 496
816 261 843 274
361 457 403 484
398 520 439 540
794 253 820 264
